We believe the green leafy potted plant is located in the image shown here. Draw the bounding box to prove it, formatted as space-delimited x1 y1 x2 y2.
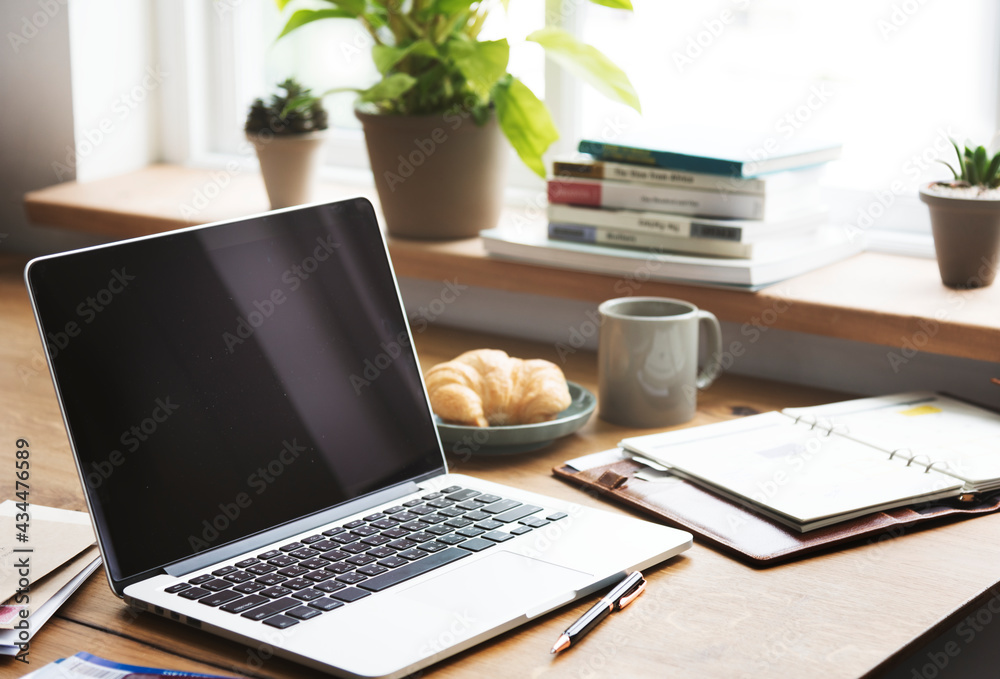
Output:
245 78 330 209
919 139 1000 288
275 0 640 239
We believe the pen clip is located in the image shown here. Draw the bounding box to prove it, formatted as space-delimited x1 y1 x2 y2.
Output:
615 580 646 610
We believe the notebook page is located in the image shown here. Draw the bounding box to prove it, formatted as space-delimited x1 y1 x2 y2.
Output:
624 414 963 528
784 393 1000 489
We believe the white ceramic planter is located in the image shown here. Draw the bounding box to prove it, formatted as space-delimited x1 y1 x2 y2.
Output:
247 131 327 209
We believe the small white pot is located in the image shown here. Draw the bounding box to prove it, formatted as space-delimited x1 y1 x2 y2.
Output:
247 131 327 209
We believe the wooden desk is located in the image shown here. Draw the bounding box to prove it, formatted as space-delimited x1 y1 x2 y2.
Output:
2 252 999 678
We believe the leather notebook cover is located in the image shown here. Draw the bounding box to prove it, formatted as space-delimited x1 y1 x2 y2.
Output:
553 456 1000 566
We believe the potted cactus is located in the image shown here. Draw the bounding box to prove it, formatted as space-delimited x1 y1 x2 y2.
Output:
919 139 1000 288
275 0 640 239
245 78 329 209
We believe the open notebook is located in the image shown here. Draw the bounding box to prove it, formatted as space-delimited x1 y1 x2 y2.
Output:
621 392 1000 532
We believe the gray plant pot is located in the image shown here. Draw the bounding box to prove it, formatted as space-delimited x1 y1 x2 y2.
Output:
356 109 506 240
919 185 1000 288
247 130 327 209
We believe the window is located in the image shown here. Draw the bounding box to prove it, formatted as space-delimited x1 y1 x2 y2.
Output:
168 0 1000 253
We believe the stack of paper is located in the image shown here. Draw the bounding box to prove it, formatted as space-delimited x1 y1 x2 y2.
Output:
0 502 101 655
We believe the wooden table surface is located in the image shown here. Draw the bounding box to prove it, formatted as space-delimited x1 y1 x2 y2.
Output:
2 252 999 678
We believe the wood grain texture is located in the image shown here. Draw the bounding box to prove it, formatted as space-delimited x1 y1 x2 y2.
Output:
2 252 1000 678
23 164 1000 362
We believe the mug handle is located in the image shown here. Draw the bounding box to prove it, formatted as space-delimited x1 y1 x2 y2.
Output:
696 310 723 389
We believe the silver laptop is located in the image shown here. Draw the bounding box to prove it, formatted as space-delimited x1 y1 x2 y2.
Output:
25 198 691 678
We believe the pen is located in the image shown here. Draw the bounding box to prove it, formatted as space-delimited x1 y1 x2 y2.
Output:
550 571 646 654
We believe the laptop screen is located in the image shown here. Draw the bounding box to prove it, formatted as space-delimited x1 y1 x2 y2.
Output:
27 199 445 584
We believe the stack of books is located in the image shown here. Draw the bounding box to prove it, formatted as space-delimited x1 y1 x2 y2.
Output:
481 130 860 289
547 132 842 259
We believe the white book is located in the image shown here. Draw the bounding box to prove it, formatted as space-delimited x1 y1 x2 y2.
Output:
547 222 822 259
480 224 863 289
552 157 825 195
620 392 1000 532
546 203 828 243
548 177 822 221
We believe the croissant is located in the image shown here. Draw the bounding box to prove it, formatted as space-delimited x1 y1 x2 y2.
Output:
425 349 572 427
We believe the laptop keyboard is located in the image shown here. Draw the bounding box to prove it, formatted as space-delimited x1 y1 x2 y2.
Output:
164 485 567 629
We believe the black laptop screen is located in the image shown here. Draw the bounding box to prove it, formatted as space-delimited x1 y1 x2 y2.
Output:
27 199 445 583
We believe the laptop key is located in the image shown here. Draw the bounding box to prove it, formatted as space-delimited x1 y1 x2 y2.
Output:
475 519 503 531
456 500 481 511
256 550 282 560
201 578 232 592
260 586 293 599
358 548 470 593
335 572 367 585
304 570 335 582
401 521 426 531
320 549 350 562
281 578 313 590
178 587 211 600
377 556 409 568
407 532 435 543
383 505 405 514
255 574 287 586
324 562 354 574
188 574 213 585
321 527 346 536
357 564 388 577
363 513 384 522
367 546 395 559
494 504 543 523
331 587 371 603
361 534 391 546
241 597 297 621
292 588 324 601
456 527 485 538
482 499 521 515
199 590 242 607
344 520 365 529
351 525 379 537
301 534 324 544
511 525 532 535
473 494 501 504
457 538 495 552
520 517 548 528
278 565 310 578
402 499 422 507
463 510 490 521
220 594 268 613
437 534 466 545
290 548 318 559
233 582 266 594
345 554 376 566
383 528 409 539
397 549 426 561
445 489 480 502
310 597 345 611
482 531 515 543
546 512 568 521
165 582 191 594
371 519 396 530
437 507 464 517
287 605 323 620
409 506 434 516
246 564 277 575
425 525 453 536
235 558 260 568
418 541 447 553
263 614 298 629
330 533 357 545
422 492 443 500
440 485 462 494
315 581 345 594
342 542 370 554
212 565 237 577
426 498 453 508
268 555 298 567
310 539 341 552
280 542 306 552
297 558 330 570
387 539 416 551
393 511 420 523
224 571 254 583
418 514 447 525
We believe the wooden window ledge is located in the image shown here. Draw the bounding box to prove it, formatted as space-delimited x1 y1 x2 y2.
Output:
24 164 1000 363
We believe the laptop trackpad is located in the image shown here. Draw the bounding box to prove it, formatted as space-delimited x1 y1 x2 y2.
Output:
310 551 593 674
398 550 593 620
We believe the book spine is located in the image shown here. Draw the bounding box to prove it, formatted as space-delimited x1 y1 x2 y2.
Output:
578 140 744 177
549 222 752 258
553 160 767 194
548 178 766 220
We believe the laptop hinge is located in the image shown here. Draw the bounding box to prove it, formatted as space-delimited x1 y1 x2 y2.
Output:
164 480 423 577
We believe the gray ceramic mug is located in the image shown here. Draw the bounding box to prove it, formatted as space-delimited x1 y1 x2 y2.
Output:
598 297 723 428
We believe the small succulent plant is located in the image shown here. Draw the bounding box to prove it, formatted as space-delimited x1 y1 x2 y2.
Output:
245 78 329 136
939 139 1000 189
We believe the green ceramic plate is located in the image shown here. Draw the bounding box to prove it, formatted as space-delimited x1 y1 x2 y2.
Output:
434 381 596 456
